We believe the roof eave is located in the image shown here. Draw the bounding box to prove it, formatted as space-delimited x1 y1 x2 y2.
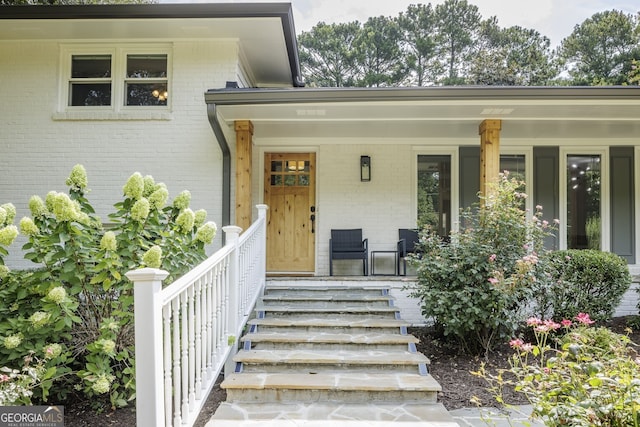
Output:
205 85 640 106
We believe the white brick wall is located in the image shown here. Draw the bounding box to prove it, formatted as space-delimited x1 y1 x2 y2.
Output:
0 39 240 268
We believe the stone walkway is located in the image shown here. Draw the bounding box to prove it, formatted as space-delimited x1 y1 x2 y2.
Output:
451 405 544 426
208 404 543 426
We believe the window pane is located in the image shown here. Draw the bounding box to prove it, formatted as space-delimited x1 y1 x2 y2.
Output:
500 154 526 207
126 83 168 106
70 83 111 106
127 55 167 78
271 161 283 172
500 155 526 183
72 55 111 78
284 175 296 186
270 175 282 186
417 155 451 237
298 174 310 186
567 155 601 249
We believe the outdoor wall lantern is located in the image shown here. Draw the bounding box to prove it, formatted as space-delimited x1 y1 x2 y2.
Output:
360 155 371 182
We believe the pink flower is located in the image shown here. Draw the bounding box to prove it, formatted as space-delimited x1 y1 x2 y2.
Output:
526 317 542 326
543 319 561 330
536 205 543 211
561 319 573 328
489 254 497 262
575 313 595 325
553 219 560 224
509 338 524 349
488 277 499 285
0 374 9 383
521 343 534 352
543 367 551 374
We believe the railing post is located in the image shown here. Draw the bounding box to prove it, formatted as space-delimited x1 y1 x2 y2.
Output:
223 225 242 337
126 267 169 427
256 204 268 290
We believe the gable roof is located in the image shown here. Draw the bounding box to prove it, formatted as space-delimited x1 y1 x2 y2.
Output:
0 3 303 87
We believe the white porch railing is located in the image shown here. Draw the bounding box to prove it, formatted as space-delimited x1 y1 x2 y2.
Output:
126 204 268 427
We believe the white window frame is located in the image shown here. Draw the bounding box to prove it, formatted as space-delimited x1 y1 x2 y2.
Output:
58 44 172 116
500 147 533 215
412 147 459 233
559 147 610 251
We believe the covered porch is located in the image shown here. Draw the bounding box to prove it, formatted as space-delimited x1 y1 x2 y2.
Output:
205 86 640 276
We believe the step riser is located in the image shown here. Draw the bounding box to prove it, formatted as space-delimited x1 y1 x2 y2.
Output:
248 342 411 351
238 364 423 374
226 389 438 404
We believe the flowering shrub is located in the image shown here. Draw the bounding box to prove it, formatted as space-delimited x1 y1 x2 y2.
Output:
534 249 631 322
408 173 556 355
0 165 217 409
477 314 640 426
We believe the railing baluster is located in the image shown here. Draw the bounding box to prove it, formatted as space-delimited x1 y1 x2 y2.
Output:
163 304 172 427
194 278 203 400
181 291 189 421
172 298 181 427
130 204 268 427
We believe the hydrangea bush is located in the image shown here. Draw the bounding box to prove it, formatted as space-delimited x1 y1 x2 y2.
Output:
0 165 217 409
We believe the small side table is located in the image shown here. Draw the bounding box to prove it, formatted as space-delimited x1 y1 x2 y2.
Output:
371 250 398 276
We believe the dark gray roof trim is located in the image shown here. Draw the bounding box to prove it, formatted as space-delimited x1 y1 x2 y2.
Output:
1 3 304 87
205 85 640 105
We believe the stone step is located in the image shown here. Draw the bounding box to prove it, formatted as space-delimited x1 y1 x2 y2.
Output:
255 304 400 318
260 294 394 307
208 402 458 426
233 348 429 374
263 288 390 298
241 331 418 351
247 316 410 334
222 372 440 404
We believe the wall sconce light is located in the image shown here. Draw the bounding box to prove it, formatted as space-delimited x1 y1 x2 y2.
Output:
360 155 371 182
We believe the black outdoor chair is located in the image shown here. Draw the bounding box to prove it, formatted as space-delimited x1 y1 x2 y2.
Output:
397 228 420 276
329 229 368 276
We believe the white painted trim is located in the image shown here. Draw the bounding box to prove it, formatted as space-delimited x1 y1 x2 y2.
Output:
58 43 173 115
500 147 534 215
635 146 640 265
559 147 610 251
411 146 459 233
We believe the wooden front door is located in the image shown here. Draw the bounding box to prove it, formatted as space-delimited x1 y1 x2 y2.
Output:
264 153 316 273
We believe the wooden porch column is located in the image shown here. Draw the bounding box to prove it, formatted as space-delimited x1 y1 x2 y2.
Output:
479 119 502 200
235 120 254 231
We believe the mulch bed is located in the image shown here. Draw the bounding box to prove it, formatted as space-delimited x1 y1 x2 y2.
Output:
64 316 640 425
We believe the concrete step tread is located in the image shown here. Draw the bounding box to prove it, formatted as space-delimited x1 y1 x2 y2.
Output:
209 402 456 426
233 349 430 365
248 317 410 328
221 372 441 392
241 331 419 345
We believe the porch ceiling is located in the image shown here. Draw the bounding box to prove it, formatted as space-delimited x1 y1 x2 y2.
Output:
207 86 640 141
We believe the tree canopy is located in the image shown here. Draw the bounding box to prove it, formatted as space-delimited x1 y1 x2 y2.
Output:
298 0 640 87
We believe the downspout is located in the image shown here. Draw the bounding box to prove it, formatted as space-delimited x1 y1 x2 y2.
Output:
206 103 231 242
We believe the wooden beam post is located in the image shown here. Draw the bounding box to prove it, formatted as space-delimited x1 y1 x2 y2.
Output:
235 120 254 231
479 119 502 201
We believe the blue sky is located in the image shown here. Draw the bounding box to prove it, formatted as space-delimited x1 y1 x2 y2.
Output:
163 0 639 47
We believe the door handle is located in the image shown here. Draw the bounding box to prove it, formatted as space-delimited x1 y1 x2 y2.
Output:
310 214 316 233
